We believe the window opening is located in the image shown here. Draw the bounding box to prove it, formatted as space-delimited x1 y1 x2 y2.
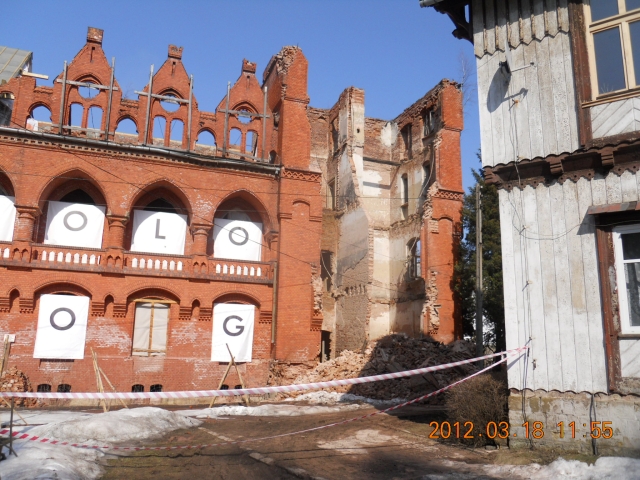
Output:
57 384 71 393
229 128 242 147
87 106 103 130
132 301 170 356
321 251 333 291
69 103 83 127
0 93 14 127
220 384 229 390
401 124 412 158
144 198 177 214
245 131 258 156
234 385 242 389
37 384 52 392
588 1 640 96
195 130 216 148
423 110 436 136
408 238 421 280
152 116 166 142
30 105 52 123
131 384 144 392
160 94 180 113
115 118 138 135
236 109 252 124
613 224 640 333
150 384 163 392
59 189 95 205
78 83 99 99
170 119 184 144
269 150 277 164
327 180 336 210
320 330 332 362
401 174 409 219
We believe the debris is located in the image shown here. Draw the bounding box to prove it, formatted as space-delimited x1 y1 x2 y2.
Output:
0 367 36 407
270 334 480 403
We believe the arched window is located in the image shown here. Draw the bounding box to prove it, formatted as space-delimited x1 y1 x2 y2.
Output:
213 199 263 261
116 117 138 135
160 94 180 113
69 103 83 127
245 131 258 156
59 189 96 205
169 119 183 145
87 106 103 131
30 105 52 122
229 128 242 147
153 116 166 143
78 83 99 99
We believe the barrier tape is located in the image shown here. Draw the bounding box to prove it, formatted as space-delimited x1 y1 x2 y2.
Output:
0 350 523 451
0 347 527 400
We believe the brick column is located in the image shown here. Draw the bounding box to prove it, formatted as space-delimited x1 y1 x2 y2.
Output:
190 223 212 256
106 214 128 249
14 206 40 242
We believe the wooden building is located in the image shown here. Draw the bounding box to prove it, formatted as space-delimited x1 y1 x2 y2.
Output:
422 0 640 454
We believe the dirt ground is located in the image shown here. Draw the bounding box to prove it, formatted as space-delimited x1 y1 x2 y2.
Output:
99 406 596 480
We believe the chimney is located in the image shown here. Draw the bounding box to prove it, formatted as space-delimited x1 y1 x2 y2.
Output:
168 45 183 60
87 27 104 45
242 59 257 75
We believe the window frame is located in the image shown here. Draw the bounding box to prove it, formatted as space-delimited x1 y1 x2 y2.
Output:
612 223 640 334
131 298 174 356
587 0 640 99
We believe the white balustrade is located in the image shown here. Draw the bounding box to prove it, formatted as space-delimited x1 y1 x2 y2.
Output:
3 248 9 259
35 249 101 265
213 263 265 278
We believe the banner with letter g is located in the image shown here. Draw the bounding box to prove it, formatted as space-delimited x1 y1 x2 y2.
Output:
211 303 255 362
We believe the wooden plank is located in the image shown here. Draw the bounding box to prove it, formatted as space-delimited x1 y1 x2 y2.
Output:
549 181 577 391
620 170 639 203
590 172 607 206
605 171 622 204
522 185 548 390
520 0 533 44
499 189 522 388
562 180 593 392
557 0 570 32
534 36 558 156
545 0 559 37
576 178 608 392
473 0 487 58
512 44 532 160
561 31 580 152
523 42 545 158
488 53 507 165
485 0 497 55
511 187 537 388
535 184 563 390
477 57 495 166
532 0 546 40
548 34 573 154
507 0 521 48
591 99 634 139
495 0 508 52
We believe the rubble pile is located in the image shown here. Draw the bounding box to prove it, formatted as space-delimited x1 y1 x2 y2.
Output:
0 367 36 407
283 334 479 403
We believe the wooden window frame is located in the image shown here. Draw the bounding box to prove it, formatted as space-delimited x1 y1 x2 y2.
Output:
131 298 174 356
586 0 640 100
612 224 640 334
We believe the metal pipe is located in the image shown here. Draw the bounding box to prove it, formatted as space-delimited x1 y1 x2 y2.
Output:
187 74 193 151
475 184 483 365
143 65 154 145
222 81 230 156
262 86 268 161
271 260 278 345
57 61 67 134
105 57 115 142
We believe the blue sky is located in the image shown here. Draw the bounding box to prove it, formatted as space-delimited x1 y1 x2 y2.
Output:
4 0 480 190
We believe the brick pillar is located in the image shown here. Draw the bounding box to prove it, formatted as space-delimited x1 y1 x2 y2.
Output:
14 206 39 242
106 215 128 249
190 223 212 256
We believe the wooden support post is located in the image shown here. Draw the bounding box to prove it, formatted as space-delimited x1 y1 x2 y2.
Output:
475 184 484 367
226 344 249 407
105 57 116 142
0 398 27 426
91 349 108 412
142 65 154 145
186 74 193 151
8 398 17 457
0 335 10 376
262 86 268 161
208 361 233 408
98 367 128 410
222 82 230 156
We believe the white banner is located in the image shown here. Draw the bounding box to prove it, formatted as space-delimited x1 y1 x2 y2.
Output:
33 294 90 359
0 195 16 242
44 201 105 249
131 210 187 255
212 303 255 362
213 219 262 261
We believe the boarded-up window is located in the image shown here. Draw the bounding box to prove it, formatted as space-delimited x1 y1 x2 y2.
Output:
132 301 170 356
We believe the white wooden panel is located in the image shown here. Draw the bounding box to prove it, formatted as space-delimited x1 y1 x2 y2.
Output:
620 170 639 203
576 178 608 392
620 339 640 378
473 0 486 58
477 57 495 167
495 0 508 52
532 0 546 40
500 190 523 387
508 0 521 48
535 184 562 389
561 31 580 152
605 172 622 204
520 0 533 44
523 41 545 159
548 34 573 153
557 0 570 31
549 181 578 391
545 0 559 36
590 173 607 206
591 98 636 139
562 180 593 392
485 0 496 56
522 185 548 390
488 53 507 165
535 37 559 155
512 44 532 160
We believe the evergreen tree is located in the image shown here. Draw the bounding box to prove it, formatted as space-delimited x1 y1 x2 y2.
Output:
454 166 505 352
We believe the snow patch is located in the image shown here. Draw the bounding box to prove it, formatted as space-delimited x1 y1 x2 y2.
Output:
284 390 407 407
0 407 201 480
178 403 365 418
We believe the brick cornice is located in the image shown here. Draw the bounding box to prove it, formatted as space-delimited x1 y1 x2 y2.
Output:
280 167 321 182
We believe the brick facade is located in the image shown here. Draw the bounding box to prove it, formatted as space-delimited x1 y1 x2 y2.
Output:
0 28 322 394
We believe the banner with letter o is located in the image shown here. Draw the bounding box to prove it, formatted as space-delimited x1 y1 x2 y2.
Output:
213 219 262 261
44 201 105 249
211 303 255 362
33 294 90 359
0 195 16 242
131 210 187 255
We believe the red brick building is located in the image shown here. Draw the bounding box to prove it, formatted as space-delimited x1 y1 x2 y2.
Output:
0 28 323 394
